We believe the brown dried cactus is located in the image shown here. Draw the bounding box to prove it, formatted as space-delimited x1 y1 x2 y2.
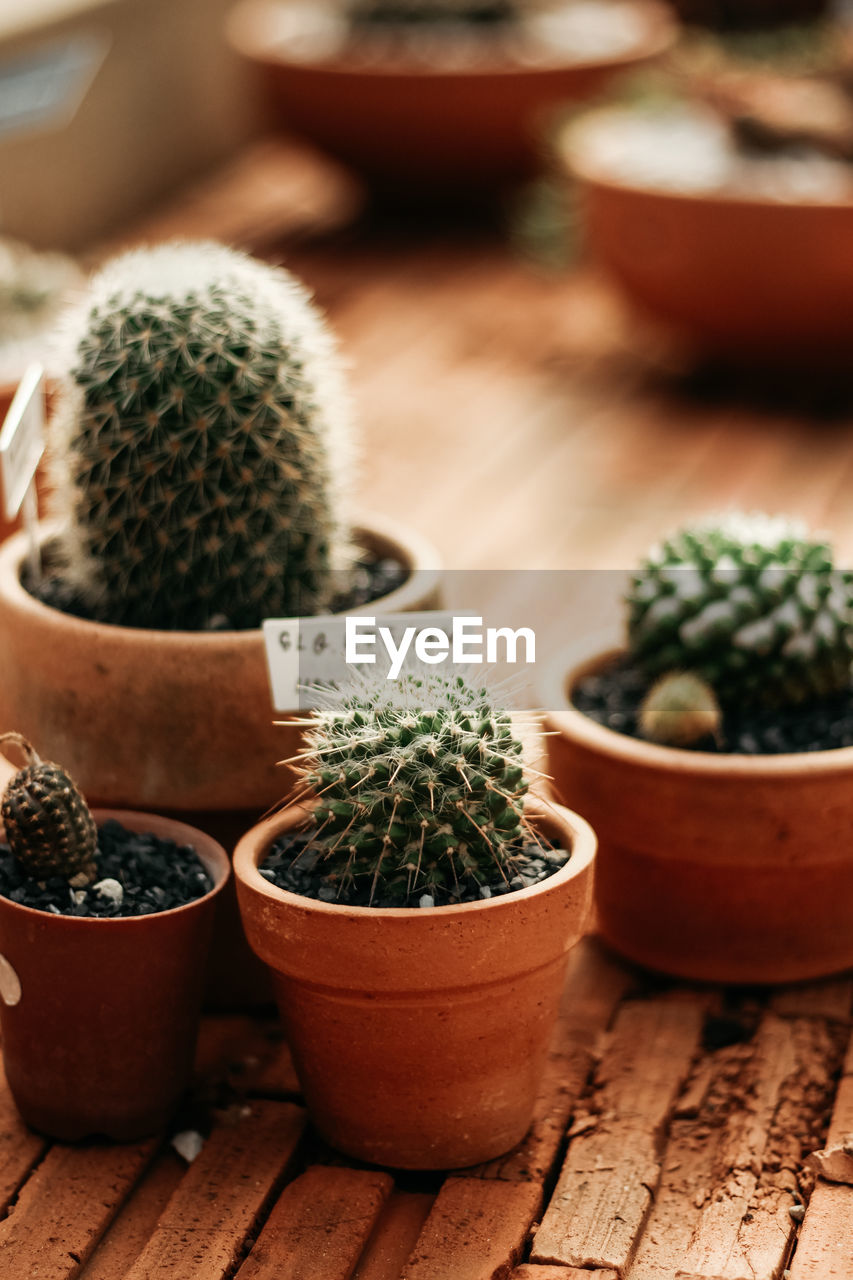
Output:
0 734 97 882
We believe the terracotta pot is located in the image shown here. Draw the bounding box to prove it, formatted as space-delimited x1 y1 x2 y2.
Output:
0 809 229 1140
561 108 853 364
227 1 675 193
538 635 853 984
233 796 595 1169
0 513 442 815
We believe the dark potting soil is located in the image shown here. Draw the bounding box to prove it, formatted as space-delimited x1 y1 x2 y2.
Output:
571 654 853 755
260 830 571 909
27 554 409 632
0 819 213 917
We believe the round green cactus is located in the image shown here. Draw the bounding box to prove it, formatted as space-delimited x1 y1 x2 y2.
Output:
47 241 354 630
0 734 97 882
627 513 853 707
297 671 530 905
638 672 722 747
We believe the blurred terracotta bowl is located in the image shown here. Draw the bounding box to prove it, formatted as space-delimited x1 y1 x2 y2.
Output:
227 1 675 193
561 105 853 365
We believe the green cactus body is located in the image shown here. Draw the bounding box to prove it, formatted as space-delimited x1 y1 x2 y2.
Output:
638 671 722 747
298 672 530 905
0 735 97 881
627 513 853 707
48 242 353 630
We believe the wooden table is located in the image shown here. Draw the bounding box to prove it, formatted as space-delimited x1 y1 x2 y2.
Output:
3 136 853 1278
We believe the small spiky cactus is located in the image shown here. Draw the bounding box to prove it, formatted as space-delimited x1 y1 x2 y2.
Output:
627 513 853 708
0 734 97 882
639 672 722 747
48 241 354 630
295 671 531 905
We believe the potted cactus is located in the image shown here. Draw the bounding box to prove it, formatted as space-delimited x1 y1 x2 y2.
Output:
233 669 596 1170
0 240 440 821
0 734 229 1141
227 0 675 195
538 511 853 985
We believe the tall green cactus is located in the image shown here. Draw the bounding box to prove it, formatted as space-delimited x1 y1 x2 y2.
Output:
627 512 853 707
297 671 530 905
47 241 354 630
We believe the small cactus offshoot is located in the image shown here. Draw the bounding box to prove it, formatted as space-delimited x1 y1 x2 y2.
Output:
0 734 97 882
626 512 853 709
291 670 534 905
639 672 722 747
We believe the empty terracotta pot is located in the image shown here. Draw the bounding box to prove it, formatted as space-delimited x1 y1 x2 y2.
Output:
539 635 853 984
562 107 853 364
0 514 441 815
228 1 675 193
234 797 595 1169
0 810 229 1140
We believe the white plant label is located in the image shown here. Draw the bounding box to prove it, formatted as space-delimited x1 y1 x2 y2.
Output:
0 364 44 520
263 611 463 711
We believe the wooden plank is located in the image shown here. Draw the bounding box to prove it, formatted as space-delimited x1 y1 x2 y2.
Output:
628 1014 846 1280
353 1192 435 1280
79 1152 186 1280
0 1139 156 1280
123 1101 306 1280
97 137 363 260
513 1269 619 1280
403 1178 542 1280
0 1060 49 1211
236 1166 392 1280
787 1181 853 1280
772 980 853 1024
532 995 705 1272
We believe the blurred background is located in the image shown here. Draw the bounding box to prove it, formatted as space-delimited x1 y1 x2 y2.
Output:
3 0 853 649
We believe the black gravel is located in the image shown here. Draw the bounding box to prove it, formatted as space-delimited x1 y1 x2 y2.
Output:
0 819 213 917
572 655 853 755
260 830 571 909
27 554 409 632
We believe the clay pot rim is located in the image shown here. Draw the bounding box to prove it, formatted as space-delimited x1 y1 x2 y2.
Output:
0 511 442 646
227 0 676 81
538 629 853 778
0 809 231 930
561 104 853 212
234 794 596 920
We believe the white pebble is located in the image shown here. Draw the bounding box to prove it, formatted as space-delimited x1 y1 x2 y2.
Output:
171 1130 205 1163
93 878 124 907
418 894 435 909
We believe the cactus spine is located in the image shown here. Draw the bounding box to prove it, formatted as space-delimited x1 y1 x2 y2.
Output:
0 734 97 881
48 241 354 630
295 671 531 905
627 513 853 708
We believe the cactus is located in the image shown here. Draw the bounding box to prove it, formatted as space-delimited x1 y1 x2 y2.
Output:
47 241 354 630
0 734 97 881
638 672 722 747
668 0 829 32
626 513 853 708
350 0 516 26
294 670 531 905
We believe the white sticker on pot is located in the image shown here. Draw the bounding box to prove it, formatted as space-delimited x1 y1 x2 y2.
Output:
0 954 21 1007
0 364 45 521
263 611 465 711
